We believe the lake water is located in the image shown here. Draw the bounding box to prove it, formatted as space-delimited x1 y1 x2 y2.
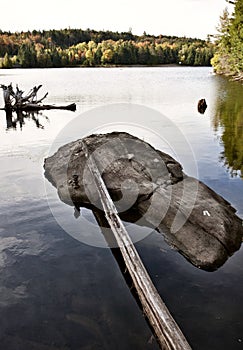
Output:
0 67 242 349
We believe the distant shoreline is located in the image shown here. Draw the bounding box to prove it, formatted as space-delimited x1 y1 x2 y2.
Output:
3 63 212 70
0 28 214 69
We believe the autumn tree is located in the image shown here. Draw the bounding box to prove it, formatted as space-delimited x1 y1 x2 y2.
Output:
1 52 12 68
0 28 214 68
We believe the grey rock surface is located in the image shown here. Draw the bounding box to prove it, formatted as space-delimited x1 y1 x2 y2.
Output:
44 132 243 271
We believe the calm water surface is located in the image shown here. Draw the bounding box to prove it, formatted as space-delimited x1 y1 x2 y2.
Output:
0 67 242 349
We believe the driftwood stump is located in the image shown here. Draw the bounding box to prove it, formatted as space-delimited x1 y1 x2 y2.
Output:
0 83 76 111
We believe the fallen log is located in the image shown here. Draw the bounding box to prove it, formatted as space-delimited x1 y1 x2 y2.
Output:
18 102 76 112
232 74 243 82
81 139 192 350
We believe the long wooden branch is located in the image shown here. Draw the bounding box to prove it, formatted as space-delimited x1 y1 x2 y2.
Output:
81 140 192 350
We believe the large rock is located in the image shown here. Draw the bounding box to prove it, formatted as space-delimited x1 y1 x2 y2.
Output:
44 132 243 271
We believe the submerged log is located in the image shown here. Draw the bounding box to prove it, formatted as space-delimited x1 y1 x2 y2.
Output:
20 102 76 112
77 140 192 350
44 132 243 271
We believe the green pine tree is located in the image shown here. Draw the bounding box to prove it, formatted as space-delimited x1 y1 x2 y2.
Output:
211 0 243 78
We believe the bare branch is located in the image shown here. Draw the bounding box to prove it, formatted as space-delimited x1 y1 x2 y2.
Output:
0 83 76 111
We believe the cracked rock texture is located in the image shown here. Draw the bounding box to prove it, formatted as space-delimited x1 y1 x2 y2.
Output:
44 132 243 271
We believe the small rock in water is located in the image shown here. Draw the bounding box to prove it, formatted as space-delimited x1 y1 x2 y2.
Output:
198 98 207 114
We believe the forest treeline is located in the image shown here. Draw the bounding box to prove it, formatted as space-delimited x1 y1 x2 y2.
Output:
0 28 214 68
211 0 243 79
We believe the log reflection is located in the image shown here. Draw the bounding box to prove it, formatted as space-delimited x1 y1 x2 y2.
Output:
5 109 49 130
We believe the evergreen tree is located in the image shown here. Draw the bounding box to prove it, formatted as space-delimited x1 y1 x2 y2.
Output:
18 43 37 68
211 0 243 77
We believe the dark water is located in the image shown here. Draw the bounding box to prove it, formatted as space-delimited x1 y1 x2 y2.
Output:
0 67 242 349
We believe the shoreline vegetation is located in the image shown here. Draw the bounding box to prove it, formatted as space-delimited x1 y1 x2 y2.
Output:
0 0 241 80
0 29 214 69
211 0 243 81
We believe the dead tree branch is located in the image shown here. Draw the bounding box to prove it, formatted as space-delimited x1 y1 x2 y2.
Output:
0 83 76 112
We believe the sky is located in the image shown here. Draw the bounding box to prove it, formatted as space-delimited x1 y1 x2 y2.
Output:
1 0 233 39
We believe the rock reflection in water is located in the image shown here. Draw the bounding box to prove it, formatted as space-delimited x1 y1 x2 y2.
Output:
44 132 243 272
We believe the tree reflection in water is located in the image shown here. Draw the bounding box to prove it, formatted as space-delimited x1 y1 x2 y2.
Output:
5 108 49 130
213 77 243 178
